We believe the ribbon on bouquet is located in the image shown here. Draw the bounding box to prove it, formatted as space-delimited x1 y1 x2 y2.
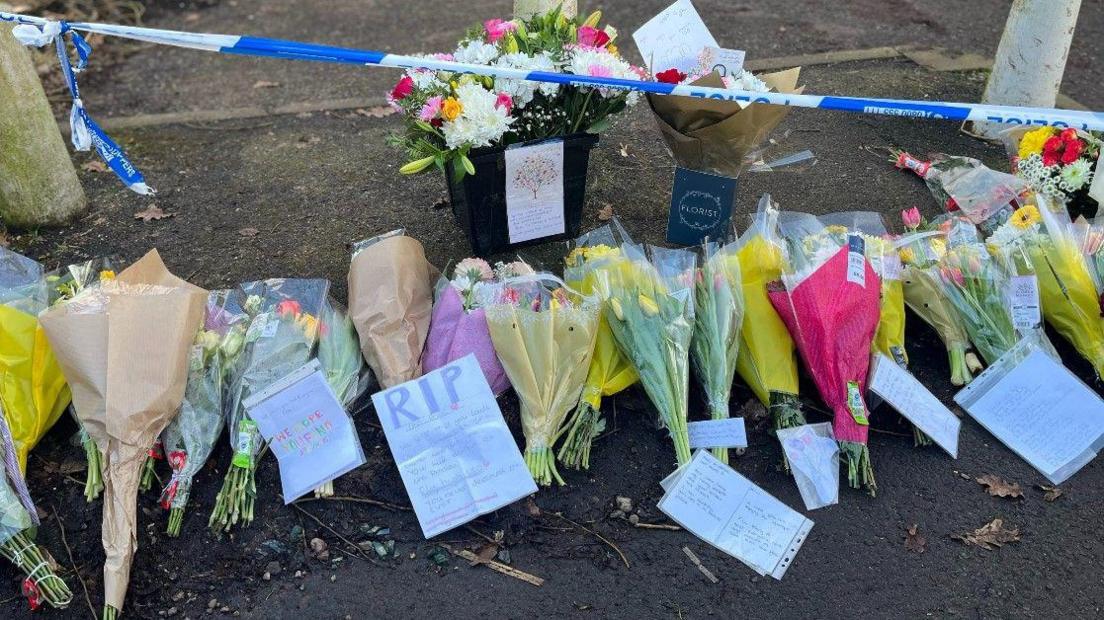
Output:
3 11 1103 193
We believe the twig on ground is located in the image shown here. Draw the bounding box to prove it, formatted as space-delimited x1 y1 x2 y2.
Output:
294 495 410 512
288 503 382 566
634 522 682 531
682 547 719 584
549 512 629 569
441 544 544 586
52 507 95 618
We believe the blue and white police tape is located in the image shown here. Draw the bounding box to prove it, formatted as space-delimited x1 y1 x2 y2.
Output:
3 11 1103 193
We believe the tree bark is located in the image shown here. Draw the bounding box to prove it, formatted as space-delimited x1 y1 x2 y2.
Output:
0 20 86 228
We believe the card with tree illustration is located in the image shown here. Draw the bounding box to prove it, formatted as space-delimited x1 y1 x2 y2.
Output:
506 140 565 244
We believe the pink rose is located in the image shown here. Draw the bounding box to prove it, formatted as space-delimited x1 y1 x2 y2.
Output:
484 18 517 43
419 96 444 122
577 26 611 48
494 93 513 113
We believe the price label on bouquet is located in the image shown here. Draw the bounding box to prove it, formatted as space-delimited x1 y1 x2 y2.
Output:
244 361 366 503
846 235 866 287
505 140 566 244
371 354 537 539
1008 275 1041 330
666 167 737 246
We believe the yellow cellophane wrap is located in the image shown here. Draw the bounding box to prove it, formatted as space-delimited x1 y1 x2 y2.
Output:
734 234 799 405
1029 240 1104 376
874 278 909 366
565 259 638 411
0 304 71 473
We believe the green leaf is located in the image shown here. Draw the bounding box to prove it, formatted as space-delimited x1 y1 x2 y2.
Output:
585 118 612 134
414 120 443 136
400 156 437 175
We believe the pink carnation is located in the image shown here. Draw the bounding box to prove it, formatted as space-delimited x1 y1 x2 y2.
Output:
494 93 513 113
419 95 444 122
588 64 614 78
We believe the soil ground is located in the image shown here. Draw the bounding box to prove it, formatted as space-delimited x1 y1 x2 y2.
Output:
3 1 1104 619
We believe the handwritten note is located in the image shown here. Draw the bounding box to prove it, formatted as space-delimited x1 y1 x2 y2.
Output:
505 139 565 244
699 46 746 79
688 418 747 449
632 0 718 74
955 346 1104 484
869 354 961 457
1008 275 1041 330
371 354 537 538
245 362 366 503
776 423 839 511
658 451 813 579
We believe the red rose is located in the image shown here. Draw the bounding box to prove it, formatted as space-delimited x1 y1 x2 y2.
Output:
1061 139 1083 164
656 68 687 84
1060 128 1080 143
390 75 414 101
1042 151 1060 167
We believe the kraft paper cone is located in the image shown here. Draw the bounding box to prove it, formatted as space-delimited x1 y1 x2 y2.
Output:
348 236 436 389
40 249 206 611
647 68 803 178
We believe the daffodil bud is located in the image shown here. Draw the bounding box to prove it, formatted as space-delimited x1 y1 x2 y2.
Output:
610 297 625 321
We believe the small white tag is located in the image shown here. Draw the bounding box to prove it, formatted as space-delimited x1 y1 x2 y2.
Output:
846 235 866 287
260 317 280 339
1088 147 1103 205
1009 274 1041 330
699 46 746 79
687 418 747 449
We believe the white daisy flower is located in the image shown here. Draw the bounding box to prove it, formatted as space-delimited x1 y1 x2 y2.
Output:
1060 159 1093 191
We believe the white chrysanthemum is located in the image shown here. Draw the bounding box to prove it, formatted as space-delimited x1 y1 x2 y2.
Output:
454 40 500 65
565 47 643 104
443 83 514 149
494 52 560 107
406 68 442 91
1060 159 1093 191
722 70 771 93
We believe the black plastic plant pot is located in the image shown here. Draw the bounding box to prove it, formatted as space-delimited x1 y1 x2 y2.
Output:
445 132 599 257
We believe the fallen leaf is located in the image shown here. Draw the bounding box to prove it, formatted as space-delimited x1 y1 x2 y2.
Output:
524 497 541 518
976 474 1023 499
238 227 259 237
134 205 173 222
469 543 499 566
41 458 86 475
356 106 397 119
1037 484 1063 502
597 204 614 221
619 143 630 158
82 160 108 173
904 524 926 553
954 518 1020 550
253 80 282 89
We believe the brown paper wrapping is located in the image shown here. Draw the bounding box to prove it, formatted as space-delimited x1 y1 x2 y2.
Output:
647 68 803 177
348 236 436 389
40 250 206 611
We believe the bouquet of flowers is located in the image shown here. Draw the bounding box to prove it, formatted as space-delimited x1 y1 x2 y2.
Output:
209 279 329 535
648 54 802 178
483 274 599 485
40 250 207 619
159 291 249 536
312 298 367 497
604 243 697 467
423 258 526 395
0 248 70 473
390 8 643 178
690 241 744 464
348 230 435 389
1003 127 1101 220
558 223 638 470
898 209 983 386
769 215 882 493
986 198 1104 377
733 196 806 444
893 150 1031 236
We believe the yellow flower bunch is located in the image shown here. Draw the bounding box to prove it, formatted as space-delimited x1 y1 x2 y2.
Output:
1018 126 1056 160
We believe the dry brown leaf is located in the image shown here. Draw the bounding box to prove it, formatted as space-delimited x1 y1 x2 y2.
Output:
618 143 630 158
253 80 282 89
1037 484 1063 502
469 543 499 566
356 106 397 119
133 205 173 222
954 518 1020 550
81 160 108 173
597 204 614 221
238 227 259 237
904 524 926 553
524 497 541 518
976 474 1023 499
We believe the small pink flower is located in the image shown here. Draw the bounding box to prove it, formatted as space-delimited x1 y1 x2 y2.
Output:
588 64 613 78
484 18 517 43
500 288 520 306
419 96 444 122
494 93 513 113
901 206 922 230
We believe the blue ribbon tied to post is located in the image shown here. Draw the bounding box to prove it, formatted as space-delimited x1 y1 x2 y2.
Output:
8 18 153 195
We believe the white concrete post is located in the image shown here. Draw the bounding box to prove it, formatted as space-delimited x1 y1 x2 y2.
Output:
514 0 578 20
969 0 1082 140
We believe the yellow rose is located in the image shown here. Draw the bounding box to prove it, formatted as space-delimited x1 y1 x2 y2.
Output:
1018 127 1055 160
441 98 463 122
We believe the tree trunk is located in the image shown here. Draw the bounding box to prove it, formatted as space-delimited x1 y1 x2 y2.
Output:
0 19 86 228
514 0 578 20
969 0 1082 140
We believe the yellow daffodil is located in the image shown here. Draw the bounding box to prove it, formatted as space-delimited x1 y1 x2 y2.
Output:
1018 127 1056 160
1011 205 1042 230
99 270 116 281
898 247 916 265
441 97 463 121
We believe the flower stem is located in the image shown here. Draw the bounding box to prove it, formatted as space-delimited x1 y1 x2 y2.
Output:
0 531 73 609
82 435 103 502
557 401 602 471
839 441 876 496
138 456 157 493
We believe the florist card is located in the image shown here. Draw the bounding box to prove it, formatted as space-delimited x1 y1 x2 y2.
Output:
371 354 537 538
633 0 718 75
666 167 737 246
506 139 565 244
245 361 366 503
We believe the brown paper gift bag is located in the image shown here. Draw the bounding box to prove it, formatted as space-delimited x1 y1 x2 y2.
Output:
348 233 436 389
647 68 803 177
39 249 206 614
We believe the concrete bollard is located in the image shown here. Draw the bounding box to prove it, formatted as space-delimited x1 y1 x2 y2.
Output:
0 18 86 228
514 0 578 20
969 0 1082 141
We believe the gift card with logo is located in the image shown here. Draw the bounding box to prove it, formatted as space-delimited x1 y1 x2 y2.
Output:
666 167 737 246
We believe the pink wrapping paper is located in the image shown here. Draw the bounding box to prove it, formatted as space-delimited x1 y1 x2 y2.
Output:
422 286 510 395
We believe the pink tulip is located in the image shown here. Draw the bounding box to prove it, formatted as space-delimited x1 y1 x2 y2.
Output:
901 206 922 230
484 18 517 43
